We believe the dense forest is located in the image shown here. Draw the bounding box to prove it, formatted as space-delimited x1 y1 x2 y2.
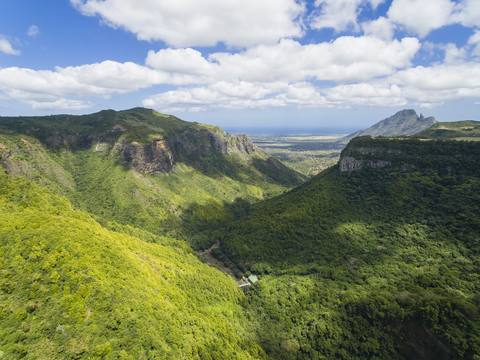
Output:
200 137 480 359
1 109 480 359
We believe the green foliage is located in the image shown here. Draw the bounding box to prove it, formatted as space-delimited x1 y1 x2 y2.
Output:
211 138 480 359
0 175 264 359
0 108 303 241
418 120 480 139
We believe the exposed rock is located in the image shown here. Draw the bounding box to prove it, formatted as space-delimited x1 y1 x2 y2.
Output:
175 126 256 157
118 138 174 174
339 156 391 172
0 143 5 149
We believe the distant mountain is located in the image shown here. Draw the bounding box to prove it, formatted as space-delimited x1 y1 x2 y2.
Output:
338 109 437 145
417 120 480 139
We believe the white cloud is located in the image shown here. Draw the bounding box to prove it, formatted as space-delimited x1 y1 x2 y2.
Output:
28 99 94 110
468 30 480 56
387 0 455 38
385 62 480 107
394 63 480 92
0 61 175 109
143 81 286 109
145 48 217 83
71 0 304 47
0 62 169 100
27 25 40 38
451 0 480 28
362 17 395 40
309 0 385 32
0 37 20 55
147 37 420 84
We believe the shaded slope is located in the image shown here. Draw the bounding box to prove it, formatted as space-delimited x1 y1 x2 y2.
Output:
207 137 480 359
0 174 265 359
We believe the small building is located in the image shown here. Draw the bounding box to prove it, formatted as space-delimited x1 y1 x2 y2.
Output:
248 275 258 284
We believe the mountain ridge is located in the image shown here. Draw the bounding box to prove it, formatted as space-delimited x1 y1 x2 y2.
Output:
338 109 438 145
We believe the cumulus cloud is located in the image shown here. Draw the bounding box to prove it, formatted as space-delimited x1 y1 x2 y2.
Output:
147 37 420 84
309 0 385 32
468 30 480 56
0 37 20 55
451 0 480 28
323 83 403 106
70 0 304 47
387 0 455 37
27 25 40 38
362 17 395 40
143 81 287 109
28 99 94 110
0 61 174 110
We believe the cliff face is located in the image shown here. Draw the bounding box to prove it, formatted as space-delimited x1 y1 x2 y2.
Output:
174 126 255 157
339 146 401 172
0 108 304 187
117 138 174 174
339 136 480 174
90 126 258 174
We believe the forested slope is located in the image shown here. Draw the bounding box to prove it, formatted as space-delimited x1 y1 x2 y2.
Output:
0 108 304 239
206 137 480 359
0 174 265 359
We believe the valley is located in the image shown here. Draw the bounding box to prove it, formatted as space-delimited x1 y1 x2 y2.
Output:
0 108 479 359
250 134 344 177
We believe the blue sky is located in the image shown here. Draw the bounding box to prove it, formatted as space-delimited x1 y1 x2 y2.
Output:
0 0 479 132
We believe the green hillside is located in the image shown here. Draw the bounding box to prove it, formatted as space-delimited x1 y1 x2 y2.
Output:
205 137 480 359
2 108 480 359
0 108 304 239
418 120 480 140
0 174 265 359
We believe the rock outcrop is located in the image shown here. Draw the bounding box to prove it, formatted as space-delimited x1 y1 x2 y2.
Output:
339 146 403 172
116 138 174 174
174 126 255 157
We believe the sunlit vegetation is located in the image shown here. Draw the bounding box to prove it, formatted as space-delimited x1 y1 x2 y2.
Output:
417 120 480 140
2 109 480 359
0 108 303 239
0 174 265 359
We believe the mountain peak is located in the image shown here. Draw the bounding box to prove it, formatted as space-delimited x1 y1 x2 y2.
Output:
338 109 437 144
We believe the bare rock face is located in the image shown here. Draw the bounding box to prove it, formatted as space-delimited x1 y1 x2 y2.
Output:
339 156 391 172
117 138 174 174
175 126 256 157
339 147 395 172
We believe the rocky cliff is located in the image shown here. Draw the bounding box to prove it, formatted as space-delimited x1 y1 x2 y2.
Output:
117 137 174 174
339 136 480 174
173 126 255 157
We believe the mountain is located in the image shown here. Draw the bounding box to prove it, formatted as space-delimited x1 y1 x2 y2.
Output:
207 136 480 359
417 120 480 139
338 109 438 145
0 107 304 239
2 107 480 359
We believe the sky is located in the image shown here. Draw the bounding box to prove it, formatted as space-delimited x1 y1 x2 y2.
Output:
0 0 479 133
